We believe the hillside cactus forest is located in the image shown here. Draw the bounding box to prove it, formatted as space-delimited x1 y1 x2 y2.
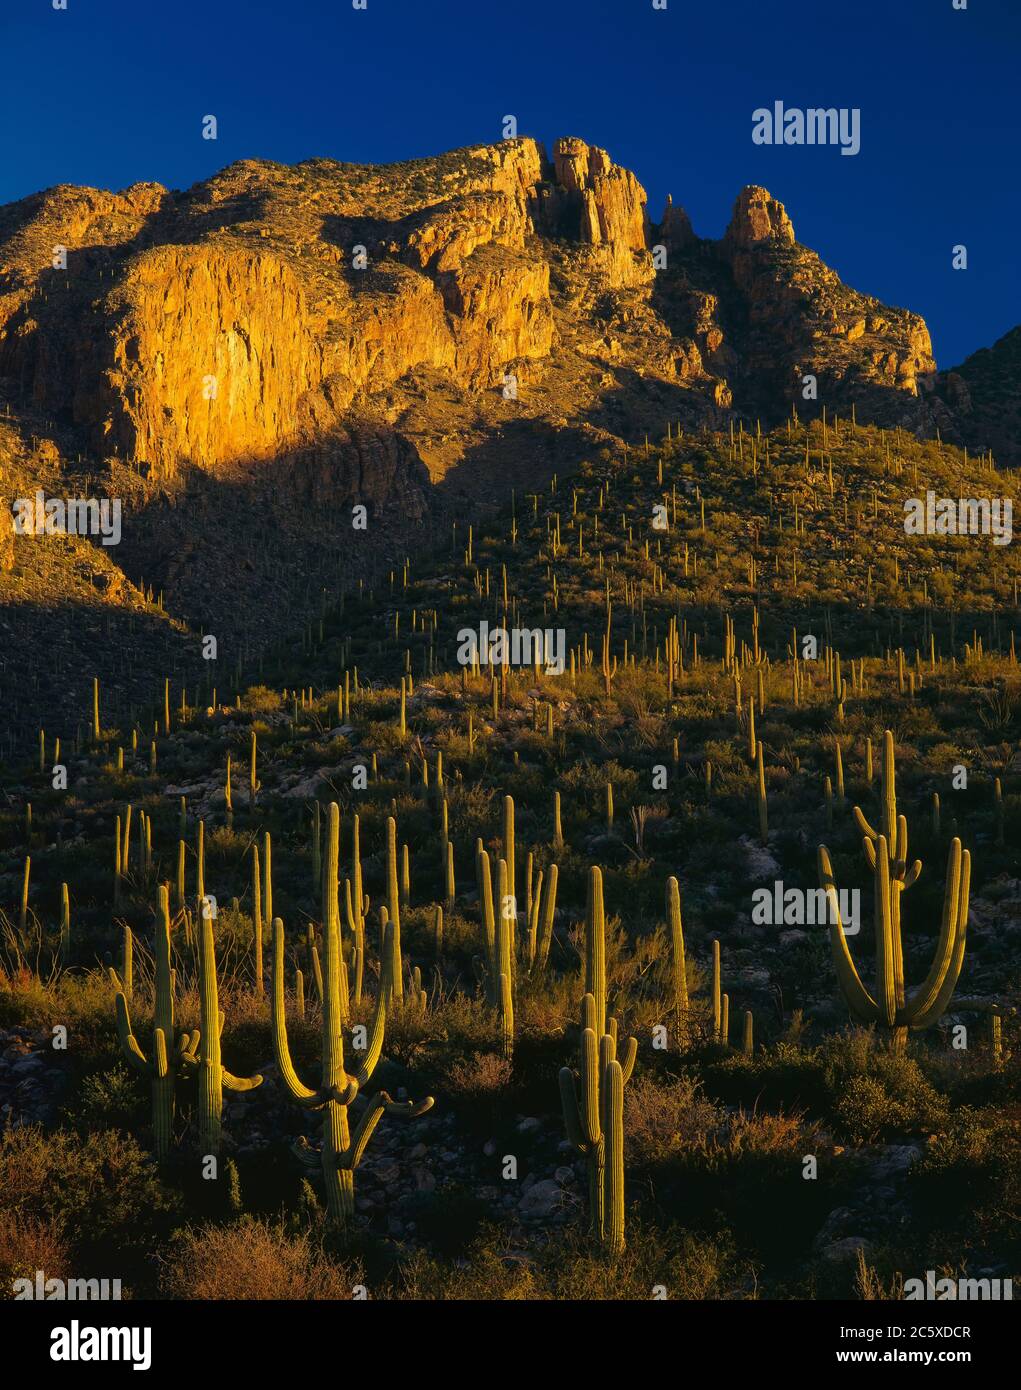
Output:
2 416 1020 1303
0 0 1017 1355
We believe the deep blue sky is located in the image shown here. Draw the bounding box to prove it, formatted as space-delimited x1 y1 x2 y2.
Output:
2 0 1017 367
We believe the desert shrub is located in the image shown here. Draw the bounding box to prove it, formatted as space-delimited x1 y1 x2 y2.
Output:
69 1063 148 1134
0 1126 180 1262
240 686 281 714
624 1072 721 1166
447 1051 513 1099
0 1214 70 1296
909 1107 1021 1260
821 1033 949 1142
161 1218 360 1299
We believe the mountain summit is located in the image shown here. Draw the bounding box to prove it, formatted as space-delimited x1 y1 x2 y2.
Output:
0 135 978 483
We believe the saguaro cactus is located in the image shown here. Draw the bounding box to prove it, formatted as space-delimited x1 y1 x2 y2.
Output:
196 897 263 1152
819 730 971 1051
502 795 516 908
560 998 634 1257
525 862 559 972
249 730 258 808
477 849 515 1053
271 802 433 1225
665 876 687 1038
559 866 636 1255
110 922 133 1002
385 816 404 999
251 844 264 996
112 886 198 1159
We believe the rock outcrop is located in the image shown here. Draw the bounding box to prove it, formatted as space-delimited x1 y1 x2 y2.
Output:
94 245 322 471
716 184 936 421
0 129 1007 673
657 195 695 253
928 326 1021 465
545 137 650 287
723 185 795 250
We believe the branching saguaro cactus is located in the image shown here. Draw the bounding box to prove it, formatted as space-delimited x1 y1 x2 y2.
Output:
112 886 198 1159
559 867 636 1256
197 897 263 1153
819 729 971 1052
271 802 433 1225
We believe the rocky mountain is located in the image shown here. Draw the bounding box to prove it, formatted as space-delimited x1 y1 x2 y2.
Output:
0 134 1014 741
932 326 1021 468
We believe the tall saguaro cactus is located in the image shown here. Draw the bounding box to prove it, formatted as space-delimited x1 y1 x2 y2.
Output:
665 876 688 1038
477 849 515 1054
271 802 433 1225
502 794 516 908
559 866 636 1255
385 815 404 999
197 897 263 1152
819 729 971 1051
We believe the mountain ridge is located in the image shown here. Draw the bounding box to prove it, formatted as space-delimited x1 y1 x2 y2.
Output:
0 134 1015 744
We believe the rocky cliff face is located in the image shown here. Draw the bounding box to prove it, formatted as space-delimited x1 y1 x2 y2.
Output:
0 136 960 485
928 326 1021 465
712 184 937 423
0 133 1010 683
543 137 651 288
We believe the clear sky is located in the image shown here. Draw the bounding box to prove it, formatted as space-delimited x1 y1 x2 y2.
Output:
1 0 1017 367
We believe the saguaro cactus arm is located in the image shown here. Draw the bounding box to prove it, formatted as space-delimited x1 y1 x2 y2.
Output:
853 729 897 844
113 992 150 1073
270 916 323 1107
153 1029 169 1080
559 1067 588 1151
197 906 262 1150
536 862 559 970
617 1033 638 1084
603 1058 626 1257
222 1068 262 1091
348 934 393 1094
907 839 970 1028
818 845 880 1023
873 840 898 1027
339 1090 435 1171
585 867 608 1039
